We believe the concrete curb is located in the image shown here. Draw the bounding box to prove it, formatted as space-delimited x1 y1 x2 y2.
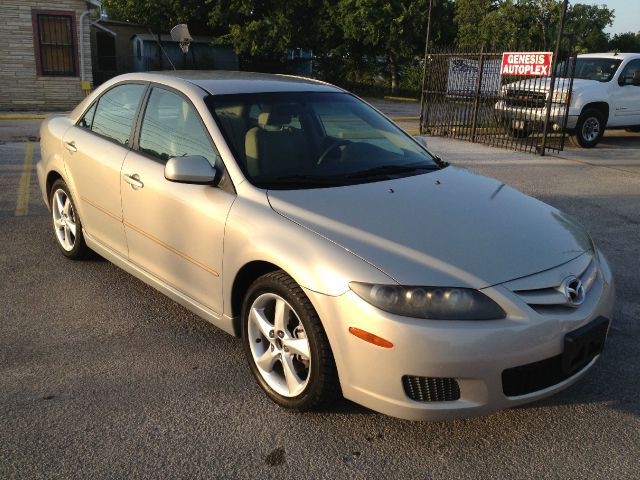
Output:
0 114 48 120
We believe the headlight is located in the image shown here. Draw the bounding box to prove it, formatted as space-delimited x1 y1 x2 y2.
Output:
552 90 569 103
349 283 506 320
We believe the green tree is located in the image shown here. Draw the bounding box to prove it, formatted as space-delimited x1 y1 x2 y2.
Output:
333 0 431 93
566 3 614 53
206 0 323 60
608 32 640 53
454 1 613 53
102 0 211 33
454 0 495 48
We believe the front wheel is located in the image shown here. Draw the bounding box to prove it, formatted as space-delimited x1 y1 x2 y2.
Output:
241 270 340 411
570 108 605 148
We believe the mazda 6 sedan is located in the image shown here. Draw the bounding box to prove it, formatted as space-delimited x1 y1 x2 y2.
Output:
37 71 615 420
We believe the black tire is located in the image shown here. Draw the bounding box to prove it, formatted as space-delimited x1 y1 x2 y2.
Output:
49 179 90 259
570 108 606 148
241 270 340 411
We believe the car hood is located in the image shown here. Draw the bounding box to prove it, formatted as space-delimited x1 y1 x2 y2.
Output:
267 166 592 288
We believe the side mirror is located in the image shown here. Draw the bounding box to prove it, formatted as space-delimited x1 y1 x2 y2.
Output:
164 155 217 185
413 135 428 149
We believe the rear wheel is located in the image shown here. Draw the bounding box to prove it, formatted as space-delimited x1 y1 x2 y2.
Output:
49 179 89 259
570 108 605 148
241 270 340 411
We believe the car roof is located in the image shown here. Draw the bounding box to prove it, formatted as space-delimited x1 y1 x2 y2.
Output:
578 52 640 60
123 70 343 95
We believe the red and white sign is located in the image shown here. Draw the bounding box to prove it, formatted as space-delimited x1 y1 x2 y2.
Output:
501 52 553 76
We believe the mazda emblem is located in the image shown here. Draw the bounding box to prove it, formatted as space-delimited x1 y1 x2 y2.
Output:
562 275 585 307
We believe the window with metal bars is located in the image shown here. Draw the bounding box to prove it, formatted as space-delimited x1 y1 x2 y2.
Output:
32 11 78 77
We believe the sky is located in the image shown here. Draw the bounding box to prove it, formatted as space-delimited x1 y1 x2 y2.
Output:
578 1 639 35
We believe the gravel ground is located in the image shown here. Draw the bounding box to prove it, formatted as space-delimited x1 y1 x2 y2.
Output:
0 107 639 479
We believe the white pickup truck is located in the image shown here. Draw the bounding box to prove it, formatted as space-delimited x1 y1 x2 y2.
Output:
495 52 640 147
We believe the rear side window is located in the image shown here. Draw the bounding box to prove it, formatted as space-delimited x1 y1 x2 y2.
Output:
91 83 145 146
138 87 218 163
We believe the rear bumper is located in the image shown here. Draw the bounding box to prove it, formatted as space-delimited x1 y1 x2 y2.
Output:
306 252 615 421
36 159 49 209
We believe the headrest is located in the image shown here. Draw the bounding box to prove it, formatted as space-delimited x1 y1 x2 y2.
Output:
257 103 300 128
258 111 292 127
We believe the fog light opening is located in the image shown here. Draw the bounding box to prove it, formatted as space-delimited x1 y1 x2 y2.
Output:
348 327 394 349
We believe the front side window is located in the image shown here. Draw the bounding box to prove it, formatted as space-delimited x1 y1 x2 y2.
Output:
208 92 438 189
91 84 145 146
139 88 218 163
78 102 96 129
32 11 77 77
619 60 640 86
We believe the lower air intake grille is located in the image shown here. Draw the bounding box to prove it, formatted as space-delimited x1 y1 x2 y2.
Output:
502 355 568 397
402 376 460 402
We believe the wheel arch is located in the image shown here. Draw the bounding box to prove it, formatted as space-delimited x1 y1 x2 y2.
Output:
45 170 65 205
581 102 609 124
230 260 283 335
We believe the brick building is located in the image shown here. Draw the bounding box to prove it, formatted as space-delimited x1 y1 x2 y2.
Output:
0 0 99 111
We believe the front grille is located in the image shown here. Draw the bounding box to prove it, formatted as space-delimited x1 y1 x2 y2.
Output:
402 375 460 402
513 257 599 311
504 89 547 108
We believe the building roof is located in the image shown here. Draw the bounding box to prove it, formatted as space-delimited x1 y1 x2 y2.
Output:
132 70 342 95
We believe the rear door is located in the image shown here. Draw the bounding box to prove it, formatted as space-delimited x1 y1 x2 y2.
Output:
120 86 235 314
62 82 146 255
612 59 640 125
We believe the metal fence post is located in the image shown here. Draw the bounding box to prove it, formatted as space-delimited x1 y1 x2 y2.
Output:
470 47 485 143
419 0 434 135
540 0 568 156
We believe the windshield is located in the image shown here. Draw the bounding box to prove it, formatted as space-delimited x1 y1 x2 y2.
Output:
207 92 438 189
556 57 622 82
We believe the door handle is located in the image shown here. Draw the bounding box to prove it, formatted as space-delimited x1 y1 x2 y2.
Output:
64 140 77 152
123 173 144 190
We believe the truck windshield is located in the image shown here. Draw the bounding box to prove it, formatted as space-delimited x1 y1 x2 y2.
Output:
556 58 622 82
207 92 439 189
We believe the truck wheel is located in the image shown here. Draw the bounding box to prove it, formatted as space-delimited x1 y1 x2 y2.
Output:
570 108 605 148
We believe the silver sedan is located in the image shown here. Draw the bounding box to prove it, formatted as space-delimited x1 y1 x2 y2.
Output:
37 71 615 420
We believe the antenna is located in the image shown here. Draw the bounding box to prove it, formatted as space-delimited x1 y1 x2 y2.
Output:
148 28 176 70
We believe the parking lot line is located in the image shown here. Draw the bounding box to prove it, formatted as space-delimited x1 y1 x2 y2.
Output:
14 142 34 216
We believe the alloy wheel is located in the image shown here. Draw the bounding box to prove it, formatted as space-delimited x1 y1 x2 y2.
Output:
52 189 77 252
247 293 311 398
582 117 600 142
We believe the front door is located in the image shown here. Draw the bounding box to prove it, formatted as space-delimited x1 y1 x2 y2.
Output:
62 82 146 256
612 59 640 126
120 86 235 314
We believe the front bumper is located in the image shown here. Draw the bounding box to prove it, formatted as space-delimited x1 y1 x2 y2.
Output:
305 252 615 421
494 101 579 131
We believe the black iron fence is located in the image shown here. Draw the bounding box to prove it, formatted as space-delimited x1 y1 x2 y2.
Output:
419 46 576 155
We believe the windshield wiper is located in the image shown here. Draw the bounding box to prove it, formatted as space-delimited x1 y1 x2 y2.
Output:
346 164 439 179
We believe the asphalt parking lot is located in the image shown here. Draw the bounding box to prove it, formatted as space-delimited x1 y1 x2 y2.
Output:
1 111 639 479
